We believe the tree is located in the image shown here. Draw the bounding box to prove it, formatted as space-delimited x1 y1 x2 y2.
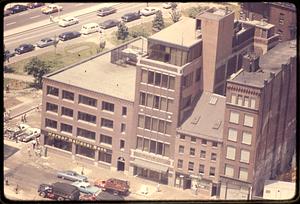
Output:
24 57 51 89
170 8 182 23
116 21 129 40
152 10 165 32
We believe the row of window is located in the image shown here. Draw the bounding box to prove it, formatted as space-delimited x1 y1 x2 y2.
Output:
138 114 172 135
182 69 201 89
177 160 216 176
136 136 170 157
228 128 252 145
46 87 127 115
179 135 219 147
230 94 256 109
229 111 254 127
141 69 175 90
226 146 250 164
225 164 248 181
139 92 173 112
178 146 217 160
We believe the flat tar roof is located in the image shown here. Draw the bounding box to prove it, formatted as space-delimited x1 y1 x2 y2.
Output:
48 51 137 101
177 92 225 141
149 17 201 48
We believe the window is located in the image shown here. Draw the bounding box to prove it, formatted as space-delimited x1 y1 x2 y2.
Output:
152 118 158 131
180 135 185 140
240 149 250 163
146 94 153 107
60 123 72 133
99 151 112 164
165 122 172 135
145 116 151 130
177 159 183 168
199 164 205 174
168 76 175 90
139 92 146 106
191 137 196 142
46 102 58 113
148 71 154 84
244 96 249 107
190 148 195 156
195 68 201 82
250 98 256 109
78 112 96 124
141 69 147 83
143 138 149 151
225 164 234 177
76 145 95 159
121 123 126 133
242 132 252 145
209 167 216 176
102 101 114 112
120 140 125 149
163 144 170 157
155 73 161 86
237 95 243 106
161 74 168 88
150 140 156 153
179 145 184 154
212 141 218 147
226 146 236 160
61 107 73 117
101 118 114 129
228 128 238 142
79 95 97 107
200 150 206 158
160 97 167 111
183 72 193 89
181 95 192 109
188 162 194 171
167 99 173 112
136 137 143 150
122 107 127 116
202 139 207 145
229 111 239 124
153 95 160 109
244 115 254 127
45 118 57 129
47 86 58 96
158 120 165 133
138 115 145 128
239 168 248 181
62 90 74 101
211 153 217 161
157 142 163 155
231 94 236 104
100 134 112 145
77 128 95 140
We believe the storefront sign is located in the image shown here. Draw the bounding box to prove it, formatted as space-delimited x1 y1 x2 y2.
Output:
133 150 170 165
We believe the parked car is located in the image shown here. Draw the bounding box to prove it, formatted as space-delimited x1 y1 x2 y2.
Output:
80 23 101 35
4 9 12 16
18 128 41 142
79 194 97 201
7 4 28 14
36 37 57 48
38 182 80 201
97 191 124 200
5 124 30 139
27 2 45 9
71 181 101 195
4 50 15 60
139 7 160 16
99 19 120 29
14 44 35 54
97 7 117 16
58 16 79 27
162 2 177 9
94 178 130 196
121 12 141 22
57 170 88 182
58 31 81 41
41 4 63 14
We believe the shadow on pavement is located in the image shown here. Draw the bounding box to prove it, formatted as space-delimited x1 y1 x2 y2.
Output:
4 144 19 160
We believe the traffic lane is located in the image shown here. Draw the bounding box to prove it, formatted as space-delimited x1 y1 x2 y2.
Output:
4 3 99 31
4 3 163 51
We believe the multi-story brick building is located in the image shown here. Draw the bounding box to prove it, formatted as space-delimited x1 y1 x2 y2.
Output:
240 2 296 41
218 40 296 199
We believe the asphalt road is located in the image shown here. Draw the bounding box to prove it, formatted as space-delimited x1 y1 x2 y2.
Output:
4 144 19 160
4 3 99 30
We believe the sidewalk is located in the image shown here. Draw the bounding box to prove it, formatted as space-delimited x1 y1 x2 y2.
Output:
4 3 121 37
4 73 34 83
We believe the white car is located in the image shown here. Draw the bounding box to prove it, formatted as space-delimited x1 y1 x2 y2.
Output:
58 17 79 27
139 7 160 16
41 4 63 14
18 128 41 142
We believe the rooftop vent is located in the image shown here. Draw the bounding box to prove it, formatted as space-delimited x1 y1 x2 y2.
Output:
212 120 222 129
209 96 218 105
191 116 201 125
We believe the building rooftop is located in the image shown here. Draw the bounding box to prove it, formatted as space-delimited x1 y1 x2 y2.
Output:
230 40 296 87
197 7 233 20
239 19 274 30
48 51 137 101
177 92 225 141
149 17 201 48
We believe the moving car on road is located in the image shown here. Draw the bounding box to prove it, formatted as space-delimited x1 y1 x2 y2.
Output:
80 23 101 35
71 181 101 195
58 31 81 41
57 170 88 182
58 16 79 27
97 7 117 16
94 178 130 196
7 4 28 14
139 7 160 16
41 4 62 14
121 12 141 22
15 44 35 54
38 182 80 201
27 2 45 9
36 37 57 48
18 128 41 142
99 19 120 29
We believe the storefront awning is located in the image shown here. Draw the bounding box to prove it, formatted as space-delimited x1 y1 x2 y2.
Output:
132 158 169 173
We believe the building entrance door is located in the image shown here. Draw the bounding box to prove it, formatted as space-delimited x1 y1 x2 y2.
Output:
117 157 125 171
211 183 217 196
183 179 192 189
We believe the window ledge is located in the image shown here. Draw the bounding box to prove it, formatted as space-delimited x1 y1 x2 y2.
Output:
78 120 97 126
62 98 74 103
46 111 58 115
100 143 112 148
102 110 114 114
79 103 97 109
101 126 114 131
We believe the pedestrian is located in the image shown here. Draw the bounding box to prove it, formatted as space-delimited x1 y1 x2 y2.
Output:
15 184 19 194
21 115 24 123
27 146 31 157
81 166 84 175
24 113 27 122
6 84 9 93
15 136 18 143
5 177 9 186
32 140 36 150
49 15 53 22
156 183 160 192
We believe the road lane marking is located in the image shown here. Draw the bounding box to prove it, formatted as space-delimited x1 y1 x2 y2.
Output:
18 11 29 16
30 15 40 19
6 22 16 26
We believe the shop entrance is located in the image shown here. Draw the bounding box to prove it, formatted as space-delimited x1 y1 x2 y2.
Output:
117 157 125 171
183 178 192 189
